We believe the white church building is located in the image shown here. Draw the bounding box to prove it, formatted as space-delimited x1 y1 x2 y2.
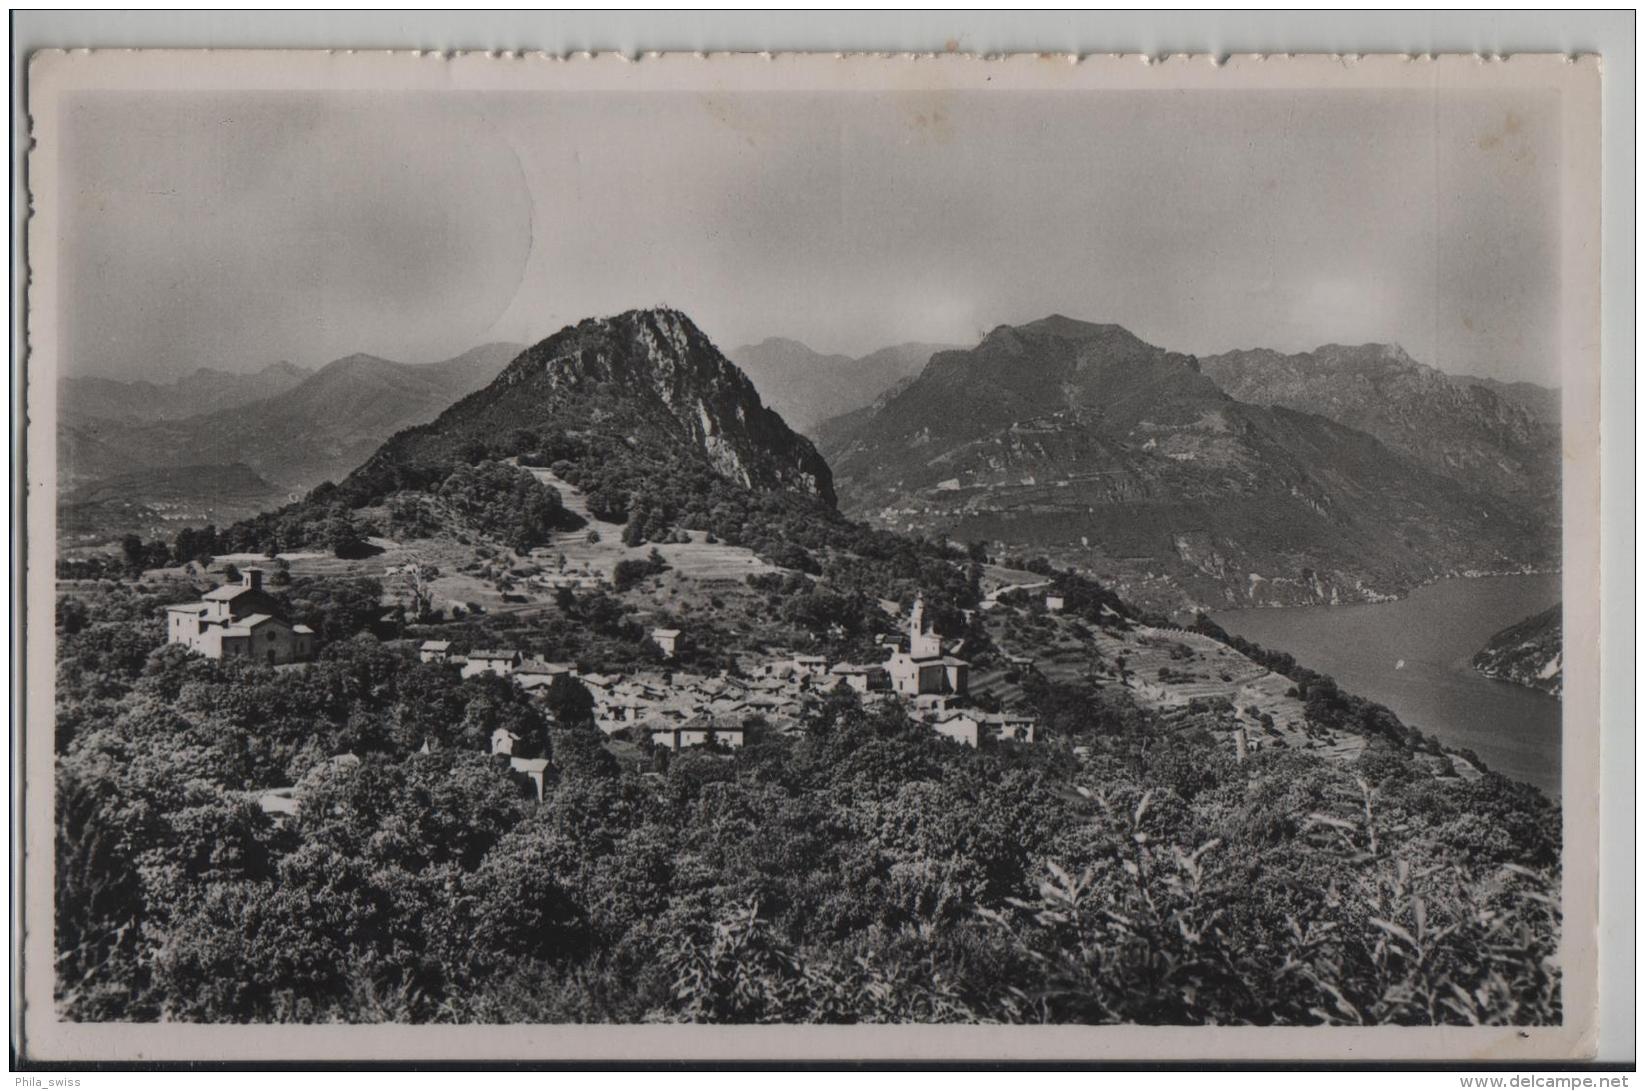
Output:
885 596 970 697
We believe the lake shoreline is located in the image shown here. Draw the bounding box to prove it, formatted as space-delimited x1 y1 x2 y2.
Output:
1172 565 1564 623
1208 572 1563 797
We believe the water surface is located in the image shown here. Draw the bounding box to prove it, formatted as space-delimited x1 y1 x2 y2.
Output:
1211 574 1562 796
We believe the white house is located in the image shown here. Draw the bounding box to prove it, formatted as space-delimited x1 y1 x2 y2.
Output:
828 662 889 694
926 710 982 748
419 640 453 663
508 756 550 800
255 787 300 827
462 649 522 678
651 715 746 751
516 659 575 690
1045 594 1066 613
979 711 1038 743
596 698 648 736
651 628 681 660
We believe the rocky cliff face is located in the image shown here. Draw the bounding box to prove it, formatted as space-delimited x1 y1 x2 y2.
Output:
349 309 835 508
1200 343 1559 508
822 316 1552 612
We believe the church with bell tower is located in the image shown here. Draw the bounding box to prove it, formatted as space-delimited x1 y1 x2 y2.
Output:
885 595 970 698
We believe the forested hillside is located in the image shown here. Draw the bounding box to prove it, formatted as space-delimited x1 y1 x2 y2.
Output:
1473 606 1563 699
55 579 1560 1024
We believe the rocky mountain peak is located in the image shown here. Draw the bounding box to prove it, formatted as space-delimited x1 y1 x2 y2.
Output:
350 308 836 508
1021 314 1143 345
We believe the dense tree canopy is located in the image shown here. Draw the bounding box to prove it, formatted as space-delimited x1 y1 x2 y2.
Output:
53 579 1561 1026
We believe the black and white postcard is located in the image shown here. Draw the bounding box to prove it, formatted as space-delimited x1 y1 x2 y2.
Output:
19 50 1605 1064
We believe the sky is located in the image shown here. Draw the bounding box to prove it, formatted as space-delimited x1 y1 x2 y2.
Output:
58 87 1562 384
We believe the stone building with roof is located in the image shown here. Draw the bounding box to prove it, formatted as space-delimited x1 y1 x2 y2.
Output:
651 713 746 751
885 596 969 697
164 569 316 664
461 649 523 678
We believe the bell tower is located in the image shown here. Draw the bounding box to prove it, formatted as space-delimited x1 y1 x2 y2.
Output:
909 595 942 658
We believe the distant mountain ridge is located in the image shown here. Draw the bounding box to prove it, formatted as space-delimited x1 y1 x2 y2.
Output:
823 315 1553 611
727 337 957 435
1200 343 1560 506
1456 374 1560 427
810 374 919 453
59 360 313 423
58 343 523 492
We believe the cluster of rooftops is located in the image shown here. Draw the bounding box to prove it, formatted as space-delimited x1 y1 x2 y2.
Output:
414 595 1038 751
221 585 1042 825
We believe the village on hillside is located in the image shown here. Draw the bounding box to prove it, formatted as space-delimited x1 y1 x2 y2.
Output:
165 553 1040 777
150 496 1432 826
85 445 1468 839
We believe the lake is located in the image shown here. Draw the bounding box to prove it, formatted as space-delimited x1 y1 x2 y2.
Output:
1210 574 1563 797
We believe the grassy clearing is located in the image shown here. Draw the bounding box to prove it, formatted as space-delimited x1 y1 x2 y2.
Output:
516 465 782 583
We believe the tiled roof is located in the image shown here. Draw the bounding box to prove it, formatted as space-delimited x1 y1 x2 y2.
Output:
420 640 453 651
517 659 572 674
257 790 300 816
203 584 258 601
